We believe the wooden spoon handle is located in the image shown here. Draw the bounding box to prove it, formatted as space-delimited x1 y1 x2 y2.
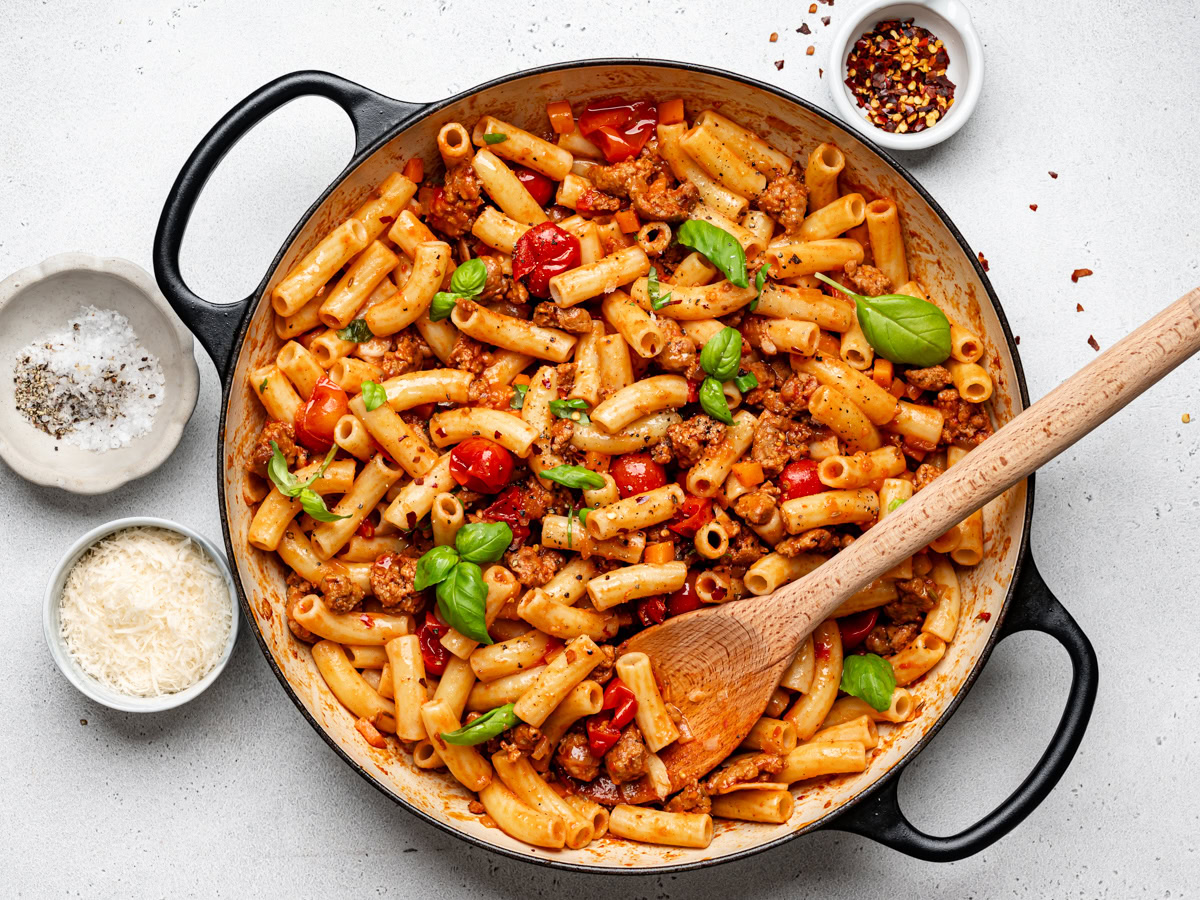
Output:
765 288 1200 648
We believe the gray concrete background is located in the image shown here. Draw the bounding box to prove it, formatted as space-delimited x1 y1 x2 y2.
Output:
2 1 1197 896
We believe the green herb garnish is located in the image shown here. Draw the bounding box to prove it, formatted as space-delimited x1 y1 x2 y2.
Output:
430 257 489 321
647 266 673 311
676 220 748 288
887 497 907 513
733 371 759 393
482 133 508 145
539 464 606 490
440 703 520 745
839 653 897 712
337 318 374 342
549 398 591 425
436 561 492 644
361 380 386 412
815 272 951 367
699 327 742 382
455 521 513 564
266 441 349 522
698 376 734 425
510 384 529 410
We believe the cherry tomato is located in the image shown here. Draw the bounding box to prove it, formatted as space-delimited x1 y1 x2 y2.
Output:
418 610 450 676
668 495 713 538
578 97 658 163
480 485 531 545
449 438 514 493
586 714 623 757
514 165 555 207
609 453 668 499
779 459 824 501
666 571 705 617
294 376 348 453
838 609 879 651
512 222 581 298
636 595 666 626
408 402 436 420
602 678 639 729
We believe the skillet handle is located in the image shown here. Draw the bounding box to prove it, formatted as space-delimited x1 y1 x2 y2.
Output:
829 552 1098 861
153 70 426 373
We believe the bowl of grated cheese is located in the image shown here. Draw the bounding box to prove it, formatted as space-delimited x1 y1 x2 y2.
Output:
44 518 238 712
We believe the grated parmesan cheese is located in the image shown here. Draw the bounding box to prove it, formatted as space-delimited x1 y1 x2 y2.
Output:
59 527 232 697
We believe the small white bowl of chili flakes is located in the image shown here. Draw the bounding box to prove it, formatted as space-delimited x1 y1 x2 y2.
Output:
827 0 984 151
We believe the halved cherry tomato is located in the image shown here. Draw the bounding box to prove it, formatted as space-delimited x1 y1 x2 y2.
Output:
512 222 581 297
578 97 658 163
537 636 565 665
295 376 348 453
666 571 705 617
602 678 639 729
586 714 623 757
513 165 555 207
668 495 713 538
636 595 666 626
408 402 436 420
356 517 375 539
838 609 879 651
449 437 514 493
779 459 824 501
418 610 450 676
609 453 668 499
480 485 531 545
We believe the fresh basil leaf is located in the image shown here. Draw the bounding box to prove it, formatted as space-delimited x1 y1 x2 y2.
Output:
455 521 513 564
266 441 300 495
436 561 492 644
566 509 575 548
676 219 749 288
482 132 508 144
839 653 897 712
298 487 350 522
733 371 759 393
540 464 606 490
510 384 528 410
450 258 488 296
415 545 460 590
699 327 742 382
549 398 591 425
750 260 772 312
429 292 461 322
647 266 673 311
699 376 734 425
815 273 951 367
440 703 520 745
887 497 906 512
361 380 386 412
337 318 374 343
577 506 593 524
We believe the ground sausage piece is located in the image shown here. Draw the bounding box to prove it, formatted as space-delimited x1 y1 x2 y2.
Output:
865 622 920 655
521 475 571 520
556 730 601 782
503 544 564 587
665 780 712 814
478 255 531 306
447 331 490 375
370 554 425 613
549 418 574 455
588 144 698 222
285 572 318 642
577 187 623 218
747 374 819 417
650 439 673 466
936 388 995 447
248 421 307 475
424 162 484 237
751 410 815 476
605 724 650 785
705 752 785 795
913 462 942 491
467 378 514 410
755 173 809 233
322 571 365 614
588 645 617 686
905 365 953 392
733 485 780 527
843 260 893 297
380 331 432 379
665 414 728 468
725 528 767 570
654 318 701 377
776 527 853 557
532 302 593 334
886 577 940 623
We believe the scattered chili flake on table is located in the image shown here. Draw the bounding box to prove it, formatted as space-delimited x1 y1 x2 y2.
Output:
809 3 817 11
1049 170 1059 179
1076 303 1085 312
1183 413 1191 424
822 15 831 25
976 611 992 622
844 18 955 134
1087 335 1100 351
977 251 989 271
798 23 811 34
770 31 778 42
1071 267 1093 283
1029 203 1038 211
806 45 815 56
775 60 785 70
1014 335 1020 345
819 68 824 78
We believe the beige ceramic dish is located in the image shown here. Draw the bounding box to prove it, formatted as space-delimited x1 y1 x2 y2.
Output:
152 63 1096 871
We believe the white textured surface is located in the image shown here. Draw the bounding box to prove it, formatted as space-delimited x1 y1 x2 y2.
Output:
2 1 1198 896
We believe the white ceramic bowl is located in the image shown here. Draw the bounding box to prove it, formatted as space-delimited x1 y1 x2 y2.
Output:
826 0 984 151
0 253 199 494
43 517 239 713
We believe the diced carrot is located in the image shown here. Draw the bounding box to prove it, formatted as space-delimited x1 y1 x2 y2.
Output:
888 377 906 399
731 461 765 488
659 98 685 125
546 100 575 134
871 358 893 389
355 716 388 749
614 209 641 234
644 542 675 565
904 382 924 402
403 157 424 183
817 331 841 356
584 450 611 473
512 373 531 386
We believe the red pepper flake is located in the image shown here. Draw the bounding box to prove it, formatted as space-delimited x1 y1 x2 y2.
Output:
844 18 956 134
1076 303 1084 312
1014 335 1020 345
1087 335 1100 351
822 15 831 25
360 613 375 628
806 45 815 56
1029 203 1038 211
775 60 785 70
770 32 778 42
809 2 817 11
798 23 811 34
977 251 989 271
976 611 992 622
1071 268 1093 283
1049 170 1059 179
819 68 824 78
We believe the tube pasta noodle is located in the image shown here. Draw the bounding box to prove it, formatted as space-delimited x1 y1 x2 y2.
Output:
239 99 998 852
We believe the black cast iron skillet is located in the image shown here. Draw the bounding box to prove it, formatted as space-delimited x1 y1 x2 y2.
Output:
152 64 1098 870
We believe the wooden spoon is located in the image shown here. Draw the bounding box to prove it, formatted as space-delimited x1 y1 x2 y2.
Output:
621 288 1200 801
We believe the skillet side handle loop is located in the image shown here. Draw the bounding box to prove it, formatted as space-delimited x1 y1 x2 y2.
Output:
830 552 1098 861
152 70 427 374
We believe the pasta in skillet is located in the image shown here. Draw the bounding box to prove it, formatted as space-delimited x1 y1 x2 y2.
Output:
246 94 995 851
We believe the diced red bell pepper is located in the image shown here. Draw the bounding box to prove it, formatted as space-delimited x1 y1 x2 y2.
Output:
417 610 450 676
666 572 705 616
355 518 375 539
586 714 623 757
668 495 713 538
636 596 666 626
602 677 639 730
